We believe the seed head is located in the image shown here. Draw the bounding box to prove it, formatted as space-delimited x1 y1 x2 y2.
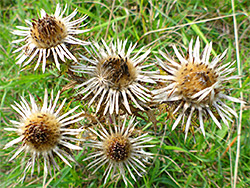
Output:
72 39 157 115
176 61 219 104
12 4 89 72
4 89 84 186
84 116 154 186
22 112 61 151
98 55 137 89
104 134 131 162
30 15 67 49
154 37 243 139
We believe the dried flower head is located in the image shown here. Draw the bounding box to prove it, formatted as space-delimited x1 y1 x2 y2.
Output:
84 116 154 186
12 4 89 72
154 37 242 139
4 89 84 186
71 39 157 115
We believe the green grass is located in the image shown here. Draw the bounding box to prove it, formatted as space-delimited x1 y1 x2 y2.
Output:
0 0 250 187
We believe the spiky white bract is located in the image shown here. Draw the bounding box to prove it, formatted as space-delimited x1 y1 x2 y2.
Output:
4 89 85 186
154 37 243 139
12 4 89 73
71 39 157 115
84 116 154 186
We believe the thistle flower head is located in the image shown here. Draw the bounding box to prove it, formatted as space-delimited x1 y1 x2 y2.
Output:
4 89 84 186
104 132 131 162
84 116 154 186
21 112 61 152
154 37 243 139
71 39 157 115
12 4 89 72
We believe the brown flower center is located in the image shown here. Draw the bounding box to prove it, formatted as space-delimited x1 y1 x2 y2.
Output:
105 134 131 162
22 113 61 151
176 62 218 100
30 14 67 48
98 55 137 89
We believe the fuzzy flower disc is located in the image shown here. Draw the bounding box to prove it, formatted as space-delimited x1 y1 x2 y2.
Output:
104 133 131 162
30 15 68 49
175 60 219 104
22 112 61 151
97 55 137 90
